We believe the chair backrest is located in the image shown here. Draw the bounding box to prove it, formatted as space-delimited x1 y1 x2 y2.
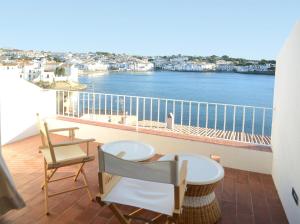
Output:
36 113 48 147
97 145 188 214
36 114 57 163
98 148 179 185
44 122 57 163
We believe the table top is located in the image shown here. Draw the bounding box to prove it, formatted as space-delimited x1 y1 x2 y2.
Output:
159 154 224 185
101 140 156 162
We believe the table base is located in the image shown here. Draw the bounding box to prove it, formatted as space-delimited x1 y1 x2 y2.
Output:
180 197 221 224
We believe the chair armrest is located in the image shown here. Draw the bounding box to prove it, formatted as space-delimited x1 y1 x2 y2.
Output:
48 127 79 133
53 138 95 147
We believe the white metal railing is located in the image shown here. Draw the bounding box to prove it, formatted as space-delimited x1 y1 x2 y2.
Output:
56 90 273 145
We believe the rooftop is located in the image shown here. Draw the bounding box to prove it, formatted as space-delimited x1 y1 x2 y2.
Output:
0 134 287 224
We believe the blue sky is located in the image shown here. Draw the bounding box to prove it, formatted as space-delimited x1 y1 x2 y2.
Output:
0 0 299 59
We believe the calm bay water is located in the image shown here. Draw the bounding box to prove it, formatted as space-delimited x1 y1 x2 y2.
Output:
78 71 274 136
79 71 274 107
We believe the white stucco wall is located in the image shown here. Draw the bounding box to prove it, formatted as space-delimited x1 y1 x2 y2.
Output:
0 76 56 145
47 118 273 174
272 21 300 223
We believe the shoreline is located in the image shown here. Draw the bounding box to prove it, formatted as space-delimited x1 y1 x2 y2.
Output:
78 70 109 76
154 69 275 75
79 69 275 76
35 81 87 91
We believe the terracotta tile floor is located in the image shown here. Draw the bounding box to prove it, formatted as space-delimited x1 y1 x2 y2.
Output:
0 135 287 224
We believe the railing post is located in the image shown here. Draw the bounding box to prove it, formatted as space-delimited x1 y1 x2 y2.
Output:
98 93 101 115
232 105 236 140
130 96 132 117
136 97 139 130
189 101 192 130
262 108 266 144
117 95 119 117
82 92 85 115
123 95 126 115
93 92 96 115
173 100 176 125
223 105 227 138
251 107 255 143
62 91 65 115
110 94 113 116
197 103 200 129
242 106 246 142
57 90 60 115
181 100 183 127
206 103 208 136
87 92 90 116
150 98 153 128
157 98 160 125
77 92 80 118
143 97 146 123
72 92 75 117
165 99 168 126
214 104 217 137
67 91 70 117
104 94 107 115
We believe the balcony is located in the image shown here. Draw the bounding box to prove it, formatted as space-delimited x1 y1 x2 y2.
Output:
0 78 278 224
0 134 287 224
48 89 272 175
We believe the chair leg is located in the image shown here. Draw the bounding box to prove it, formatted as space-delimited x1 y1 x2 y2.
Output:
165 217 170 224
39 133 48 153
74 163 84 182
174 215 180 224
41 168 57 190
81 168 93 201
109 204 130 224
44 159 49 215
165 217 177 224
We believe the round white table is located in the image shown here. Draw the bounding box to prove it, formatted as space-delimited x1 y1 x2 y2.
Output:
101 140 156 162
160 154 224 224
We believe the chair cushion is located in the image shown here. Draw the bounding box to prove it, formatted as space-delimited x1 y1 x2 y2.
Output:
103 177 174 216
42 145 93 167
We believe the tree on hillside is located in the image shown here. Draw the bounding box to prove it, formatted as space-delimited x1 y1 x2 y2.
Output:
269 60 276 64
235 58 248 66
259 59 268 65
53 56 63 63
221 55 230 60
207 55 219 63
54 67 65 77
96 52 111 56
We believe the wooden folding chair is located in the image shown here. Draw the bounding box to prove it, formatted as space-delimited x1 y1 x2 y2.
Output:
36 113 79 152
96 146 188 224
39 120 96 215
